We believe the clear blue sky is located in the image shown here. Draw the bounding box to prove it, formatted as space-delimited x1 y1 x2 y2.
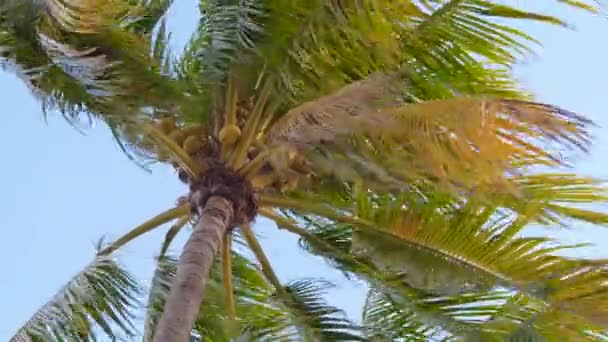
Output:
2 1 608 339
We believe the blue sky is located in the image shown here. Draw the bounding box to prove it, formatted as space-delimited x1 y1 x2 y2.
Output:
2 1 608 339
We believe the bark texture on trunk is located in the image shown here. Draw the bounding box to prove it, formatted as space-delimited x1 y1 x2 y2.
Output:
154 196 234 342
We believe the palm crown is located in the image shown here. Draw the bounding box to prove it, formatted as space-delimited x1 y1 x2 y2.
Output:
3 0 608 341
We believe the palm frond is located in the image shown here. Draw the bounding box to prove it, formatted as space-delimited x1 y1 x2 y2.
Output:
177 0 597 129
209 0 599 108
361 287 509 342
485 173 608 225
347 191 608 302
266 210 509 340
194 0 264 82
269 209 608 340
362 289 436 341
143 255 177 342
262 188 608 336
11 255 141 341
265 74 594 196
0 0 190 167
143 239 362 341
268 279 364 341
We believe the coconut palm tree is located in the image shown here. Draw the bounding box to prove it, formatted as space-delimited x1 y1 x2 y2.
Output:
3 0 608 340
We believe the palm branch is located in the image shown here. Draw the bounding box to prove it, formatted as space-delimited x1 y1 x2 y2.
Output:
5 0 608 340
10 253 141 341
264 199 608 340
143 246 363 341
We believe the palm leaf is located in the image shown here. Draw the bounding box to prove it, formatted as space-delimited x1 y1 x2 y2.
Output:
268 279 364 341
143 238 362 341
143 255 177 342
362 289 437 341
262 188 608 338
174 0 597 131
0 0 189 166
361 287 509 341
11 254 141 341
198 0 599 110
9 206 186 341
267 210 508 340
265 74 594 196
269 208 608 340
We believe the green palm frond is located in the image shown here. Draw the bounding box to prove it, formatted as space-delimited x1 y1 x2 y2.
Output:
267 279 364 341
143 255 177 342
174 0 598 127
276 210 608 340
11 254 141 341
8 206 187 341
192 0 599 109
267 211 507 340
130 0 175 35
195 0 264 81
362 289 437 341
361 287 511 342
346 192 608 300
198 258 363 341
143 240 362 341
262 191 608 339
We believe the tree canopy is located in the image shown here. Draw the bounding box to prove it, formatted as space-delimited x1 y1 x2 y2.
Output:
3 0 608 340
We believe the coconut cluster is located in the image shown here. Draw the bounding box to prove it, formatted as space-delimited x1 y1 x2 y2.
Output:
153 97 312 195
156 118 206 155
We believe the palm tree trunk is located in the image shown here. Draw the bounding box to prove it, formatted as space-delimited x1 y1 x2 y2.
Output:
153 196 234 342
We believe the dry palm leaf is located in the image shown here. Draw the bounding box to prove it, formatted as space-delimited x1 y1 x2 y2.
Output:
266 73 592 194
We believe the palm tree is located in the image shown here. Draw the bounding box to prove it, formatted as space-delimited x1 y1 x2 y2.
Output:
3 0 608 340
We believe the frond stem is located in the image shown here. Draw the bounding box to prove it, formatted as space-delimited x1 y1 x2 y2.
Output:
260 195 511 285
159 215 191 256
99 205 189 255
229 79 275 169
239 223 285 295
238 149 271 177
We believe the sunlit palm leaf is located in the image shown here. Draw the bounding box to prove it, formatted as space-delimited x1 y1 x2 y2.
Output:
268 211 508 339
265 74 593 196
11 255 141 341
203 0 599 110
271 209 608 340
262 188 608 337
175 0 597 128
347 192 608 303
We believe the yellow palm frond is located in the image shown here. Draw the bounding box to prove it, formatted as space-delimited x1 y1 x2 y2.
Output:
44 0 131 33
266 74 592 194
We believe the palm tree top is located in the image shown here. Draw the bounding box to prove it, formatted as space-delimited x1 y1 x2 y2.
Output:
4 0 608 340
